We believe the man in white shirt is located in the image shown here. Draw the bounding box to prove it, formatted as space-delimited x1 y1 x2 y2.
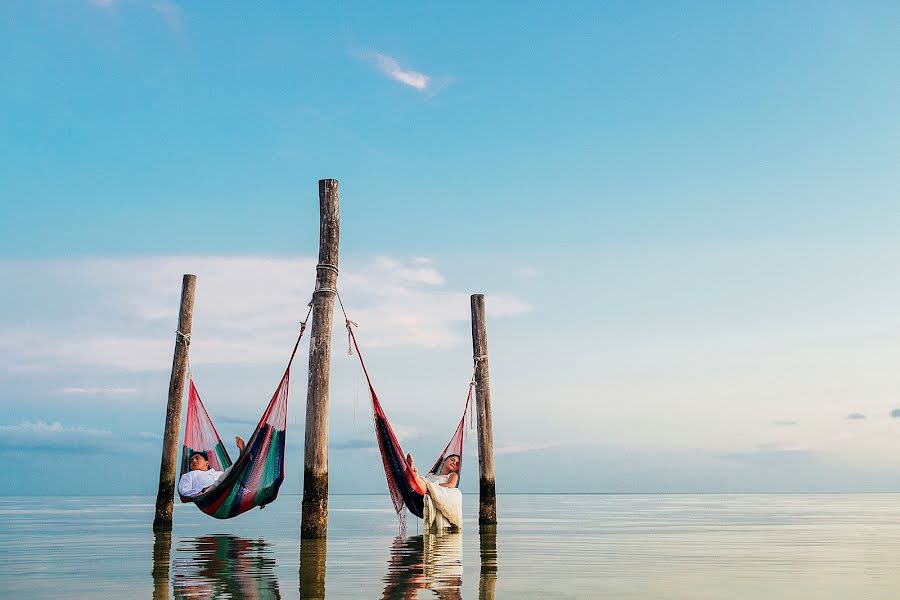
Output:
178 436 246 498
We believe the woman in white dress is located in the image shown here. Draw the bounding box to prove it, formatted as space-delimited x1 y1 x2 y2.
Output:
406 453 463 532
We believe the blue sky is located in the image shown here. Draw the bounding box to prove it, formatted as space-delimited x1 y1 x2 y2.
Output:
1 1 898 495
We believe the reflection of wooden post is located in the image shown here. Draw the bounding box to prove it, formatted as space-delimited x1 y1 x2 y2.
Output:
151 530 173 600
301 179 340 539
153 274 196 530
471 294 497 525
479 525 498 600
300 537 327 599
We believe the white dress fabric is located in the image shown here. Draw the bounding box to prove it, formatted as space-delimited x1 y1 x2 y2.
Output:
177 468 226 497
422 473 463 532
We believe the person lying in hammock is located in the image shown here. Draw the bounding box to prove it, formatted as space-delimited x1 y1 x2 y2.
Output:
178 436 246 498
407 453 460 488
406 453 463 531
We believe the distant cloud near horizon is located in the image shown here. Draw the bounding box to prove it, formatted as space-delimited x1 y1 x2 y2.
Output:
845 412 866 420
363 51 431 91
62 386 137 396
773 420 798 426
0 420 114 453
891 409 900 418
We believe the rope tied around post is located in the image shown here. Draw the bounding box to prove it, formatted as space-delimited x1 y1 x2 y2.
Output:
315 263 339 276
176 331 191 346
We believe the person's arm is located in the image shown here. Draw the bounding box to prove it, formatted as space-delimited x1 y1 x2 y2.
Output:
177 473 193 497
439 473 458 488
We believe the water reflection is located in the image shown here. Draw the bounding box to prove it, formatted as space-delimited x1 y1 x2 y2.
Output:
152 530 172 600
382 533 463 599
478 526 497 600
299 537 327 600
172 534 281 600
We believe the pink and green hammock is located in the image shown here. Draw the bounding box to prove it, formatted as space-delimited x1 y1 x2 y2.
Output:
178 325 306 519
345 318 472 521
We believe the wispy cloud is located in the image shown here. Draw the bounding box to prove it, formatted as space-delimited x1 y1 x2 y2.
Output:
773 420 798 426
90 0 182 32
845 412 866 420
150 0 182 32
363 51 431 92
0 255 533 373
332 436 377 450
495 442 558 456
0 420 114 453
62 386 137 396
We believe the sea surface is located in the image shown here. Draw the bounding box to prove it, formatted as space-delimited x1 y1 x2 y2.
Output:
2 494 900 599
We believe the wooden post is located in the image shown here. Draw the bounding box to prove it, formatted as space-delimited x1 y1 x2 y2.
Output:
153 274 196 530
301 179 340 539
471 294 497 525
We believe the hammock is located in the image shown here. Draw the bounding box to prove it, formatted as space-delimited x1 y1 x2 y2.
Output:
345 318 472 521
178 322 307 519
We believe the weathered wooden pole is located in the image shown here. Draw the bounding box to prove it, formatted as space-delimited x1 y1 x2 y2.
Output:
153 273 196 530
470 294 497 525
301 179 340 539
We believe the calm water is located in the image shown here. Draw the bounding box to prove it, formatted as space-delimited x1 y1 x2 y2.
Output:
2 494 900 598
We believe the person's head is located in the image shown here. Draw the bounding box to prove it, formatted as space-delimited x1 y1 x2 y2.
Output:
440 454 461 475
189 451 210 472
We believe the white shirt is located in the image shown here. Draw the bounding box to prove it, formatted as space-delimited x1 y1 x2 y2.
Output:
178 469 225 497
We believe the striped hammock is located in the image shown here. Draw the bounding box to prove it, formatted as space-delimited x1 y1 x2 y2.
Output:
178 326 305 519
345 319 472 520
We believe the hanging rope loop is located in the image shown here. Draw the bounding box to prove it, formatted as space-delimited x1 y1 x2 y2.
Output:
345 318 359 356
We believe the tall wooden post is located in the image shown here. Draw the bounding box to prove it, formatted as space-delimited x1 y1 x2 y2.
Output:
153 274 196 530
301 179 340 539
471 294 497 525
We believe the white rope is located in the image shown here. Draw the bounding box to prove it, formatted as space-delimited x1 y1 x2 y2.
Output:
316 263 339 276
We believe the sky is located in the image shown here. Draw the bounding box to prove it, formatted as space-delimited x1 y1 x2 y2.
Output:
0 1 898 495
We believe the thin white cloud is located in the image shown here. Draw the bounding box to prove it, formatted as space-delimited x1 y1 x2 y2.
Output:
0 420 113 452
150 0 182 31
0 255 533 372
391 424 429 443
62 386 138 396
495 442 558 455
91 0 182 32
366 52 431 91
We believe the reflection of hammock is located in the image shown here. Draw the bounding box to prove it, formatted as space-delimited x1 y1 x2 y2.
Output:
344 316 472 521
173 535 281 600
178 321 308 519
